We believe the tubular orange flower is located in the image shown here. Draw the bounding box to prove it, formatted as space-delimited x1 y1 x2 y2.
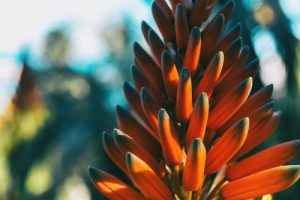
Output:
126 152 172 200
182 138 206 191
131 64 164 105
152 2 175 42
140 87 161 134
184 27 201 76
123 82 149 126
218 23 242 51
194 51 224 99
215 59 259 101
116 105 161 157
226 140 300 181
236 111 282 158
206 118 249 174
189 0 207 27
175 4 190 49
113 129 165 178
207 78 252 129
176 68 193 123
148 29 165 65
185 93 209 146
89 1 300 199
158 109 183 165
102 132 129 176
218 84 273 134
161 50 179 99
201 15 224 61
247 101 274 131
221 165 300 200
88 167 146 200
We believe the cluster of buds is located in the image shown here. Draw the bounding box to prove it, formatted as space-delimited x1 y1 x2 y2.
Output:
89 0 300 199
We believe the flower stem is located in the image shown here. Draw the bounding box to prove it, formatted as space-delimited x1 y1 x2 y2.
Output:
206 178 226 200
173 165 182 198
186 191 192 200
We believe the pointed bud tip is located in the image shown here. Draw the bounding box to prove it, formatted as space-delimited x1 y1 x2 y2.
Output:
190 138 204 152
141 20 149 29
123 81 131 90
161 50 172 65
264 101 275 110
237 117 250 129
196 92 208 105
88 166 103 181
116 104 123 114
180 68 191 81
158 108 168 123
245 77 253 86
148 28 155 38
133 42 142 53
176 3 186 13
126 152 135 165
140 87 150 99
216 14 225 24
266 84 274 93
217 51 224 60
113 128 123 137
191 27 201 39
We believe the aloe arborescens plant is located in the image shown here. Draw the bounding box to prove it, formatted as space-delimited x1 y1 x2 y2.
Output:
88 0 300 199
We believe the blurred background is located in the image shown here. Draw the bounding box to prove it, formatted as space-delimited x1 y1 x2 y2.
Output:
0 0 299 199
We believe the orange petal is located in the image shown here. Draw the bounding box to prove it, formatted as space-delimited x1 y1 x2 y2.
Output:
201 14 225 61
130 65 164 106
154 0 174 23
194 52 224 99
88 167 146 200
226 140 300 181
102 132 129 177
207 78 252 129
215 59 259 101
236 111 282 158
219 37 242 81
123 82 149 126
185 93 209 146
158 109 183 165
183 27 201 76
209 0 235 25
218 84 273 134
141 20 151 44
161 50 179 99
247 101 274 130
116 105 161 157
182 138 206 191
152 2 175 42
217 23 242 51
113 129 165 178
126 152 172 200
140 88 160 136
148 29 165 65
224 46 249 78
189 0 208 27
176 68 193 123
133 42 164 87
221 165 300 200
169 0 193 12
175 4 190 49
206 118 249 174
